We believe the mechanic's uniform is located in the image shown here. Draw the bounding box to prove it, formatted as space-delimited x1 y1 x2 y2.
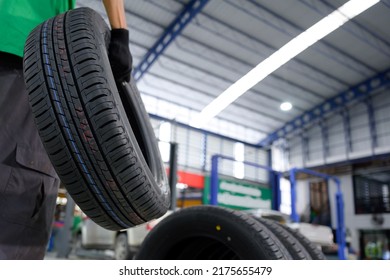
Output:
0 0 75 259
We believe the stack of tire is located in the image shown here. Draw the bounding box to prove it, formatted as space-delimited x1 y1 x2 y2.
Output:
135 206 326 260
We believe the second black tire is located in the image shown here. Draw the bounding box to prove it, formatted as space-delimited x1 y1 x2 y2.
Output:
136 206 292 260
23 7 170 230
282 225 327 260
253 217 312 260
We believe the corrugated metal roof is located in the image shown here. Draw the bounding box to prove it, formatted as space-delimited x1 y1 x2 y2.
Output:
78 0 390 143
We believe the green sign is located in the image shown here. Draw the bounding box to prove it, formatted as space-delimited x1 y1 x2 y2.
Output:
203 176 272 210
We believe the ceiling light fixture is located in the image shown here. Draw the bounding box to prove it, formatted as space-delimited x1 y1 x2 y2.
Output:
190 0 379 128
280 102 293 111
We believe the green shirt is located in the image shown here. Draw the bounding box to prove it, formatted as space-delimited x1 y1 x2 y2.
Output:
0 0 76 57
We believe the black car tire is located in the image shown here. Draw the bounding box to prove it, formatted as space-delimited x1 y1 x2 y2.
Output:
253 217 312 260
23 7 170 230
135 206 292 260
282 225 327 260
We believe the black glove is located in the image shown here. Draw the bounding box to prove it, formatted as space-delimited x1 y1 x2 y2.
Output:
108 28 132 83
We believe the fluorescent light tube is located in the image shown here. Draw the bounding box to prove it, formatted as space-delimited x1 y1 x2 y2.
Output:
191 0 379 128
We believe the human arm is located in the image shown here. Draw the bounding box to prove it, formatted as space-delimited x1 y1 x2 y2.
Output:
102 0 132 82
103 0 127 29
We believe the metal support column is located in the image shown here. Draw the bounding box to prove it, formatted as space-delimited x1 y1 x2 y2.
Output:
335 179 346 260
268 149 280 211
271 172 281 211
210 155 219 205
289 168 299 223
169 142 178 211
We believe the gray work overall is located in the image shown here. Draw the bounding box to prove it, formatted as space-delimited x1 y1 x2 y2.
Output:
0 52 60 259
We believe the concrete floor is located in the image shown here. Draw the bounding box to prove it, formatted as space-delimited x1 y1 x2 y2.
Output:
44 248 115 260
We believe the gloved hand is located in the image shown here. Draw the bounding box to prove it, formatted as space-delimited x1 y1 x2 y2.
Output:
108 28 132 83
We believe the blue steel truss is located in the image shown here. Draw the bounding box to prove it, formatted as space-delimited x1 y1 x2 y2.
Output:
259 69 390 146
133 0 209 81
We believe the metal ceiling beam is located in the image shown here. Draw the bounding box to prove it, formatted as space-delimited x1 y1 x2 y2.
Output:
133 0 209 81
259 68 390 146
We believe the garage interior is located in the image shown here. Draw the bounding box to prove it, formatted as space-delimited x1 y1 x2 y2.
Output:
45 0 390 260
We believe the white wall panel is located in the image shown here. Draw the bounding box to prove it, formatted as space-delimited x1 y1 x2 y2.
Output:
175 126 189 167
306 125 324 166
285 90 390 168
245 146 269 183
373 91 390 154
245 146 258 182
289 136 304 167
205 135 221 172
187 130 204 170
220 140 235 177
327 114 347 161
